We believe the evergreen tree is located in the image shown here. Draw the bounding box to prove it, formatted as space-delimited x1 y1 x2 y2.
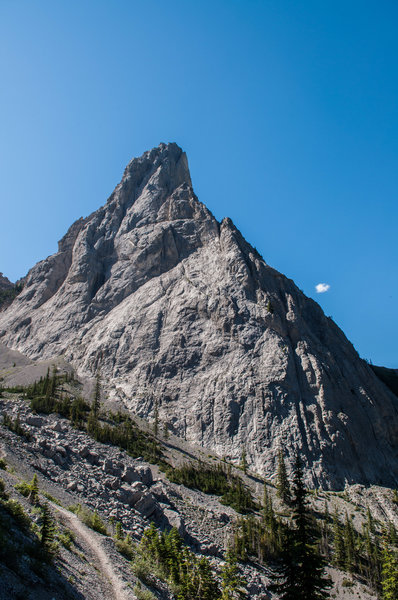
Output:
240 448 247 474
92 371 101 418
115 521 123 540
381 541 398 600
343 511 355 573
44 367 50 398
269 525 300 600
220 549 247 599
272 452 331 600
332 507 345 568
262 483 273 526
366 506 376 536
29 473 39 505
50 365 58 398
40 502 55 555
387 521 397 546
276 449 291 506
292 453 331 599
362 514 382 589
197 557 219 600
153 397 159 437
319 500 331 559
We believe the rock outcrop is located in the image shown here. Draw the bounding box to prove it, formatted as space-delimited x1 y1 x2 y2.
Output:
1 142 397 489
0 273 18 310
0 273 13 290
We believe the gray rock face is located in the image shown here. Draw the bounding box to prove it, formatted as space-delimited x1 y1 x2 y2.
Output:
1 142 398 489
0 273 14 290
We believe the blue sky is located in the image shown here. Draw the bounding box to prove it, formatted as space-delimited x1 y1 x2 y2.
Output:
0 1 397 367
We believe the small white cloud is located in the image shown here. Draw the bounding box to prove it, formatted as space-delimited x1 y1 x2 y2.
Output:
315 283 330 293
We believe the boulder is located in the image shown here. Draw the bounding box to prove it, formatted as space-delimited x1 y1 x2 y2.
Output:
201 543 220 557
103 459 114 474
150 482 170 504
219 512 230 523
79 446 90 458
122 466 141 484
130 481 147 504
87 451 100 465
135 465 153 486
135 492 158 518
26 416 43 427
163 508 185 536
52 420 65 432
117 482 145 506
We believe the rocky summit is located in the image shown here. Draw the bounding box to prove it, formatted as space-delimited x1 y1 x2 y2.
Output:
1 142 397 489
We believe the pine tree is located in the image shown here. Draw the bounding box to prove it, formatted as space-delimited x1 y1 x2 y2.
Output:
381 541 398 600
44 367 50 397
197 557 219 600
387 521 397 546
343 511 355 572
276 449 291 506
272 452 331 600
366 506 376 536
332 507 345 568
163 421 169 440
269 525 300 600
262 483 273 525
40 502 55 555
319 500 331 559
29 473 39 505
292 453 331 599
153 397 159 437
221 549 247 599
240 448 247 474
50 365 58 398
362 515 382 589
92 371 101 418
115 521 123 540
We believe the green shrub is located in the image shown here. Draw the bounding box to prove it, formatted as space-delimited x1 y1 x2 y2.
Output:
2 499 31 530
131 555 159 586
2 412 30 439
0 478 8 500
15 480 31 497
15 474 39 504
166 462 255 514
133 583 156 600
115 534 135 560
0 458 7 470
58 528 75 550
43 492 62 505
132 523 220 599
70 504 108 535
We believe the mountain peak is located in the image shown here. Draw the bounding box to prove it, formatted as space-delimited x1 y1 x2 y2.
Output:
1 145 398 489
120 142 192 199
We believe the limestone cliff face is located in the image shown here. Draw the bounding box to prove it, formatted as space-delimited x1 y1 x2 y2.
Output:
1 142 397 489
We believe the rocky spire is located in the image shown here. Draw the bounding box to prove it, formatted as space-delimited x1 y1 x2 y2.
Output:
1 144 397 489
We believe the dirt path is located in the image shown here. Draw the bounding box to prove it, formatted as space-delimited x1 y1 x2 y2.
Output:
50 503 134 600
